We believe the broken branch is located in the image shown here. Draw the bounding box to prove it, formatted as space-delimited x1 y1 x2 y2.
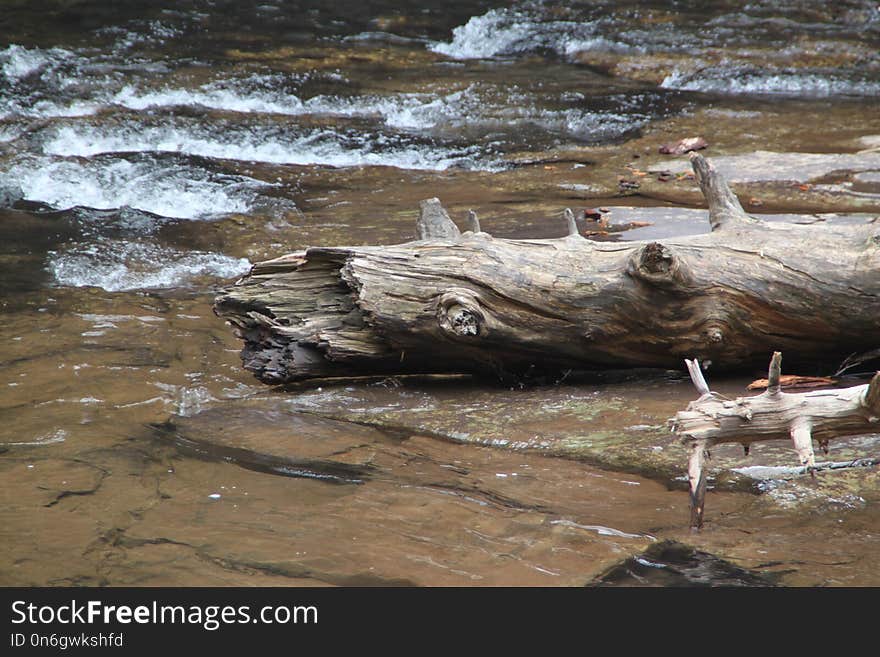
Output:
672 353 880 529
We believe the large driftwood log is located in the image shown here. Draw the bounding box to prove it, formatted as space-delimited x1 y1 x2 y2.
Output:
672 352 880 529
215 154 880 384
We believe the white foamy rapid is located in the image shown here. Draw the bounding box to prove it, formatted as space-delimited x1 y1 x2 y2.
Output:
0 44 106 119
0 44 69 79
112 78 307 115
40 122 488 171
112 80 485 132
7 155 261 218
661 69 880 97
430 9 545 59
430 7 601 60
49 240 251 291
112 76 488 132
0 124 25 143
42 79 640 167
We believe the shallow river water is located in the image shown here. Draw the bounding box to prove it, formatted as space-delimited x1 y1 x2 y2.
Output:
2 0 880 586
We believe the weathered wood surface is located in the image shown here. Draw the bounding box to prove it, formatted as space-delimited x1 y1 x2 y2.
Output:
215 153 880 384
672 352 880 529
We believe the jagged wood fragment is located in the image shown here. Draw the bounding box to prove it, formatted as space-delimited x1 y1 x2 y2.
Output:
767 351 782 395
689 151 759 231
673 355 880 529
564 208 579 237
416 197 460 240
687 441 709 530
467 209 481 233
684 359 710 396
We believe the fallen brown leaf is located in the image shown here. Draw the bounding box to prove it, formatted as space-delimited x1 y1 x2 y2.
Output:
747 374 837 391
659 136 708 155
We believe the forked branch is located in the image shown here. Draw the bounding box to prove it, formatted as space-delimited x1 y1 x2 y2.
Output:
673 353 880 529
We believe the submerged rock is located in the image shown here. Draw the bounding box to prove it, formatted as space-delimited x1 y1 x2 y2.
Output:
273 377 880 513
141 395 677 585
589 540 779 587
638 150 880 212
0 458 105 508
153 400 390 483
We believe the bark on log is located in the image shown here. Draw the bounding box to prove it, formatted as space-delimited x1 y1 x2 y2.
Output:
214 153 880 385
672 352 880 529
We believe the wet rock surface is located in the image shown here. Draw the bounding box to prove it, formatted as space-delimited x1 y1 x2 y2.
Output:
638 151 880 212
140 396 671 585
125 388 880 586
279 378 880 502
589 540 780 587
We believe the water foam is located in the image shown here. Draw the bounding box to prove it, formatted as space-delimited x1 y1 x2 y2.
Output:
661 68 880 96
429 6 625 61
113 80 476 132
295 85 639 144
112 76 450 128
0 44 105 119
112 80 306 115
0 44 69 79
0 124 26 143
41 122 488 171
430 9 547 59
561 35 644 56
49 240 251 291
8 155 259 218
61 72 635 159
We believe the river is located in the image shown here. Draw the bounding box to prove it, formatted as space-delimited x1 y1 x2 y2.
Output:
2 0 880 586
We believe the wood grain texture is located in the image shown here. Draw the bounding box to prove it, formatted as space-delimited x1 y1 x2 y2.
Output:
215 154 880 384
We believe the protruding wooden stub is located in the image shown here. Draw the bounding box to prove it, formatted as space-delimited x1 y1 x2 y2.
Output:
688 441 708 530
564 208 578 237
865 372 880 417
689 152 754 231
767 351 782 395
467 209 481 233
790 416 816 474
673 351 880 529
417 198 461 240
685 358 710 396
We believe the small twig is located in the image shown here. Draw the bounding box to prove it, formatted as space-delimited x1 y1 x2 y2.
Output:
688 440 708 530
833 347 880 377
467 209 481 233
564 208 578 237
684 358 710 396
766 351 782 396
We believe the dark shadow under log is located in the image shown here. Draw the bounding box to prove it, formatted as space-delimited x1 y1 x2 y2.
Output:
215 154 880 385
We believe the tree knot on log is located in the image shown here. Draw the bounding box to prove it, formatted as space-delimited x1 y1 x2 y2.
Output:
626 242 693 290
435 289 487 339
704 326 724 345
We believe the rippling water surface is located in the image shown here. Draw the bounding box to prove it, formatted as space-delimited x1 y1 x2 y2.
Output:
2 0 880 586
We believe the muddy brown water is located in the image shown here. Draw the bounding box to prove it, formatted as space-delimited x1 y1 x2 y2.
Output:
2 1 880 586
